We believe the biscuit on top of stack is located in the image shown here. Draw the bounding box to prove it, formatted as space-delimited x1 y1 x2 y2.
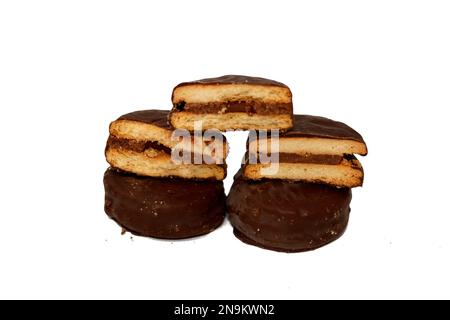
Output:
106 110 227 180
104 109 228 239
170 75 294 131
227 110 367 252
244 114 367 188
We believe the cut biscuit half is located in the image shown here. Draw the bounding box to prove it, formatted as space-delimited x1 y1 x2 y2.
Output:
106 110 228 180
170 75 294 131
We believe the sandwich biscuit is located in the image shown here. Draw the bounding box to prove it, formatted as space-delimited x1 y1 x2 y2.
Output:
106 110 227 180
170 75 293 131
244 114 367 187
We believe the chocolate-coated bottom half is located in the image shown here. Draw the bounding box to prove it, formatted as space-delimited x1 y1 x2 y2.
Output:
104 168 226 239
227 172 352 252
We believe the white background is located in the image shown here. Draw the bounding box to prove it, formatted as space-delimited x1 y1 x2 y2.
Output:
0 0 449 300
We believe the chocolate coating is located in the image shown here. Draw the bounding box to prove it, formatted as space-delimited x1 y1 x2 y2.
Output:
171 76 293 116
227 172 352 252
174 75 290 88
118 110 171 129
104 168 226 239
282 115 366 144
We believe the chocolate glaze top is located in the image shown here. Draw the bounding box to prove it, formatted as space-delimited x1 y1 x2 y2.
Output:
118 110 171 129
174 75 290 89
282 115 366 144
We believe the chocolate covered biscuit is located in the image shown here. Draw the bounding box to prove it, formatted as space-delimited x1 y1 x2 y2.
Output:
244 115 367 187
104 168 226 239
106 110 228 180
170 75 294 131
227 171 352 252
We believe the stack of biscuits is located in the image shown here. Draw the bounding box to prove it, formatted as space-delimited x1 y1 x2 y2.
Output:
103 75 367 252
228 115 367 252
104 110 228 239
